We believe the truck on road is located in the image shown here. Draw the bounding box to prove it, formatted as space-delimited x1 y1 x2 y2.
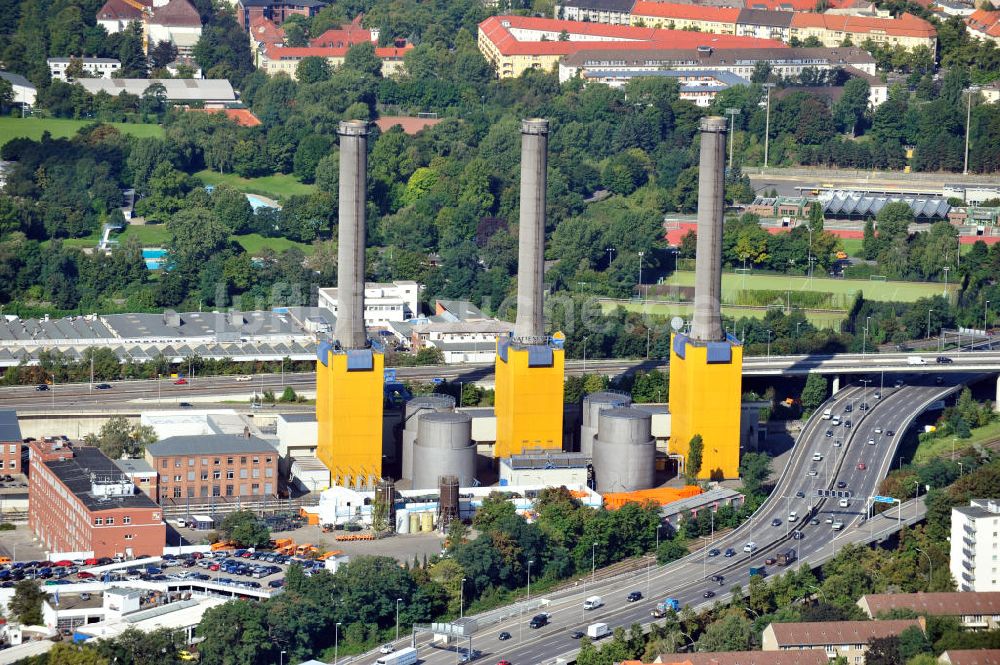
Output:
583 595 603 610
907 356 927 365
776 549 796 566
376 647 418 665
651 598 680 618
587 623 610 640
822 408 833 420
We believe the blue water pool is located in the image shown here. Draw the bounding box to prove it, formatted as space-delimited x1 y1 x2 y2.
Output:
143 248 167 270
246 194 279 211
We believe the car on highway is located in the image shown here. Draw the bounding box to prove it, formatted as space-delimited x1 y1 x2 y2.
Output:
724 548 736 558
174 378 188 385
711 574 724 584
811 518 820 525
708 548 720 557
868 438 876 445
179 402 193 408
795 491 805 498
380 644 395 654
807 469 818 476
857 463 867 470
498 631 511 641
95 383 112 389
627 591 642 602
812 453 823 461
839 498 850 508
886 430 895 437
833 439 842 447
765 557 777 565
570 631 585 640
235 375 253 382
792 531 804 540
771 518 781 527
874 427 883 434
895 379 904 387
874 392 881 399
836 481 847 489
825 430 833 438
498 661 512 665
845 420 852 429
936 356 953 364
859 403 869 411
35 384 49 391
743 542 756 553
936 376 944 384
703 590 715 598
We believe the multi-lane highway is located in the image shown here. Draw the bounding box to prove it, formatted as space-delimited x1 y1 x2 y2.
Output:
357 376 962 665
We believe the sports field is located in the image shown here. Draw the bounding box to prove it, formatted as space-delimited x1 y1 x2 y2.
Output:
663 270 952 303
600 300 847 329
0 117 163 146
195 170 315 201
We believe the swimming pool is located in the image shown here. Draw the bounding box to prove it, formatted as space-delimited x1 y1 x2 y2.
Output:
143 248 167 270
246 194 280 211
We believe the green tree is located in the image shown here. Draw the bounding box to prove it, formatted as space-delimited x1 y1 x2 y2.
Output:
801 373 828 414
686 434 704 481
739 452 772 496
9 579 45 625
83 415 157 459
343 41 383 77
296 56 331 84
293 135 332 183
212 186 254 234
279 386 298 402
833 77 870 137
876 201 915 244
473 492 517 532
866 635 904 665
197 600 271 665
219 510 271 548
47 642 109 664
696 612 754 651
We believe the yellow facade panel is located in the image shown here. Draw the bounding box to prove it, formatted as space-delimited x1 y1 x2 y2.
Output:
316 349 385 489
668 334 742 480
493 344 565 458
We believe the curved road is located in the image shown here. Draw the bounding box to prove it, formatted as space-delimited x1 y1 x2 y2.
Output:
360 375 965 665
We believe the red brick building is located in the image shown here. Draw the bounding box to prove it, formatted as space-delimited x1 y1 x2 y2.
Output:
145 434 279 503
28 441 165 558
0 410 23 476
236 0 325 31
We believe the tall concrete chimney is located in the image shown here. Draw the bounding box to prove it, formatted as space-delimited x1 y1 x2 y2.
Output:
514 118 548 340
690 116 728 343
335 120 369 350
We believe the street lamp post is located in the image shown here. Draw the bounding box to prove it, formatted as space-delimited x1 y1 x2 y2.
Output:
334 622 342 665
985 300 990 336
527 559 533 603
726 107 740 170
280 651 286 665
460 578 466 618
916 547 933 588
763 83 776 169
638 251 644 299
396 597 403 642
591 543 597 586
927 308 934 340
766 329 772 358
582 336 588 373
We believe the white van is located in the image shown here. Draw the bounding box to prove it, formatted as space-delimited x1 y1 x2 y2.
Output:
822 408 833 420
743 542 757 553
839 498 849 508
583 595 603 610
788 511 798 523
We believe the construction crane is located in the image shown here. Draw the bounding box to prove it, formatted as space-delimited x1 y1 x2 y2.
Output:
119 0 153 54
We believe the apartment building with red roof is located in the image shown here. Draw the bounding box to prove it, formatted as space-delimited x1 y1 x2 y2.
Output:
96 0 203 55
477 15 786 77
310 15 377 47
789 11 936 49
761 619 925 664
966 9 1000 44
258 43 412 79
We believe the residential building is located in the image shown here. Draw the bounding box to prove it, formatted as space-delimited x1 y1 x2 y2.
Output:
410 320 514 364
737 8 795 40
966 9 1000 43
236 0 325 31
951 499 1000 591
788 12 936 50
0 410 22 476
114 457 159 502
317 281 420 327
653 652 829 665
77 78 236 103
931 0 976 18
559 45 876 84
47 57 121 81
96 0 202 55
761 619 925 664
556 0 638 25
28 441 165 557
939 650 1000 665
309 15 377 46
144 434 279 501
477 15 785 78
858 592 1000 631
248 16 286 65
577 69 749 105
0 71 37 107
629 2 739 32
256 43 412 78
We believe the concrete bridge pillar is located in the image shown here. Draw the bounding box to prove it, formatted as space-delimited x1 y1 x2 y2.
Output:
832 375 841 395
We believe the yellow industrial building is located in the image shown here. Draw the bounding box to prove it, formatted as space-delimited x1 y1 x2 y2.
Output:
316 341 385 489
668 333 743 480
493 334 565 458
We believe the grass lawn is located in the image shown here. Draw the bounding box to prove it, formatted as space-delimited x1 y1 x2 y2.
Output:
119 224 172 245
663 270 952 303
236 234 313 254
840 238 864 257
0 117 163 146
913 419 1000 464
601 300 846 329
195 170 315 201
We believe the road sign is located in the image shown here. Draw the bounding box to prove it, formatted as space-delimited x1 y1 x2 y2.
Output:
873 495 896 504
384 368 397 382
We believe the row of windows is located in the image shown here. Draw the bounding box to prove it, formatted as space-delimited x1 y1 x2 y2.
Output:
95 516 129 525
169 467 274 481
161 455 273 469
0 460 15 469
169 483 272 498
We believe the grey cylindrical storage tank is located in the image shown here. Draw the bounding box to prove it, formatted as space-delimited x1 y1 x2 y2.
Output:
592 407 655 492
580 392 632 457
411 411 475 490
402 395 456 481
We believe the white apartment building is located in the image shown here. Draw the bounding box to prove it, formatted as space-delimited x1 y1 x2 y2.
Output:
952 499 1000 591
47 57 121 81
317 281 421 327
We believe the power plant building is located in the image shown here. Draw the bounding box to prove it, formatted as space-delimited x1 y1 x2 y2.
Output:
668 116 743 480
316 120 385 490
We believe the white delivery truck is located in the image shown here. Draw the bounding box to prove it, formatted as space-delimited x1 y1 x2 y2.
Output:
583 595 603 610
907 356 927 365
376 647 418 665
822 408 833 420
587 623 611 640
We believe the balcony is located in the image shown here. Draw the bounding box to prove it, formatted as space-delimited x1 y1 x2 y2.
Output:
964 536 977 548
962 571 976 584
963 548 976 561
